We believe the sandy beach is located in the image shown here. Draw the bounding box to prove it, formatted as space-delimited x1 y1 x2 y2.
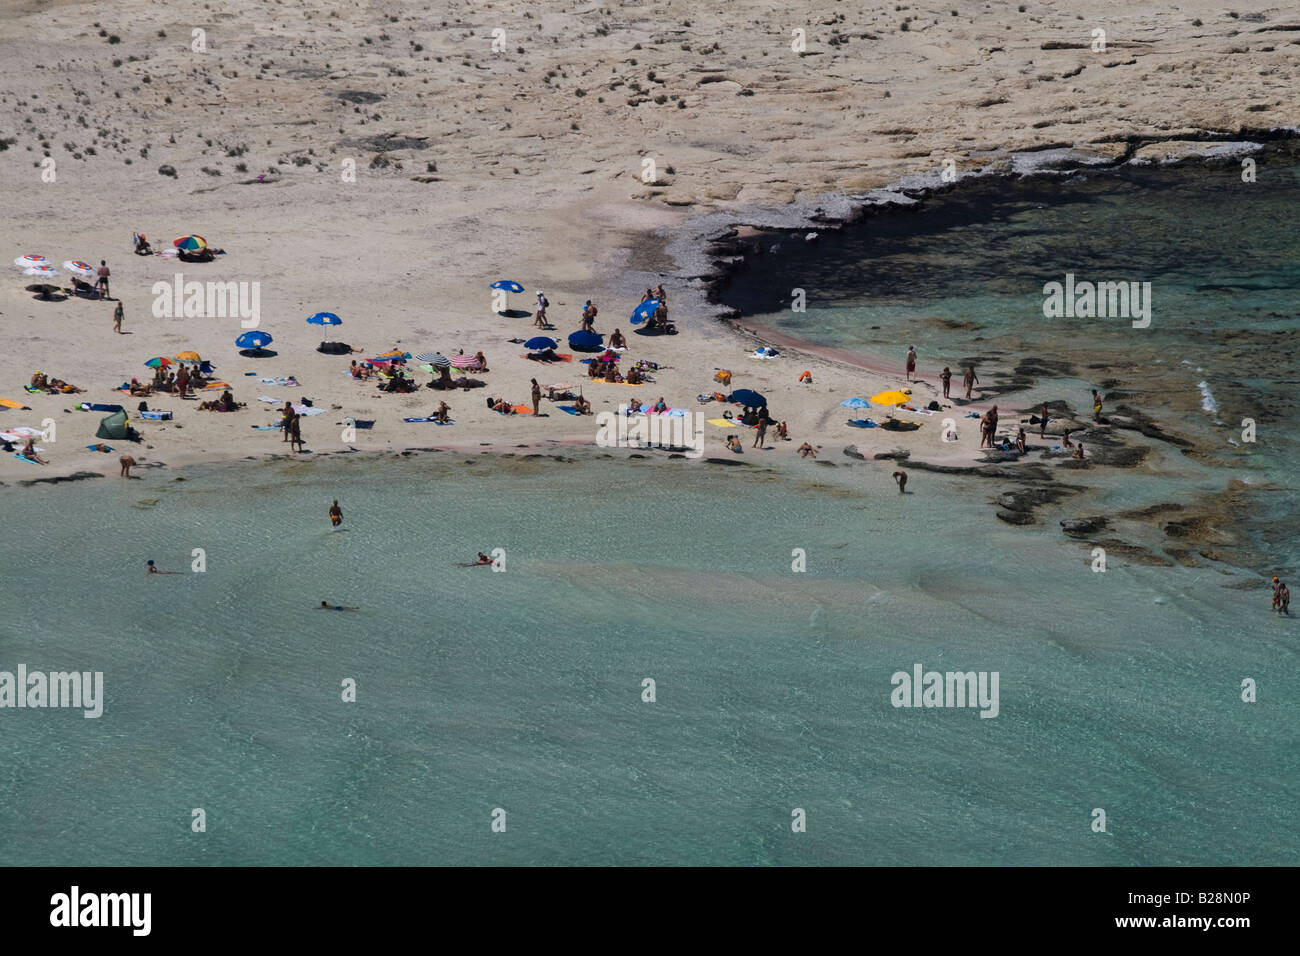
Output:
2 0 1295 480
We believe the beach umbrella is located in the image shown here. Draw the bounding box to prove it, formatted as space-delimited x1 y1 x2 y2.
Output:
62 260 96 278
489 280 524 294
374 349 411 361
174 235 207 252
546 383 574 391
416 352 450 367
629 299 660 325
174 351 202 362
236 330 273 350
840 397 871 409
449 353 482 370
14 255 49 268
525 336 559 351
568 330 603 351
23 265 60 279
307 311 342 326
144 357 173 368
870 389 911 407
727 388 766 406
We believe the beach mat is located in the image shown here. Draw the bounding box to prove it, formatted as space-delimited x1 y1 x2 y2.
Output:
0 399 32 410
402 417 454 424
558 406 583 415
250 425 279 431
522 353 573 362
593 380 643 386
203 382 232 390
706 418 737 428
848 419 879 428
85 444 113 452
510 404 534 415
11 453 40 464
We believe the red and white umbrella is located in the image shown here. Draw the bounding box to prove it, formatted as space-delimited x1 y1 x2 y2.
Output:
63 260 96 278
23 265 61 279
449 354 483 370
14 254 49 268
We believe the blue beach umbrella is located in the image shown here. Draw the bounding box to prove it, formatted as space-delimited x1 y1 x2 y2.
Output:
307 311 342 326
629 299 660 325
727 388 766 407
490 280 524 294
840 397 870 409
567 330 603 351
525 336 559 351
236 330 273 350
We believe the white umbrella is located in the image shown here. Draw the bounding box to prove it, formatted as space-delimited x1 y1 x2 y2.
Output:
14 255 49 268
23 265 61 279
63 260 96 278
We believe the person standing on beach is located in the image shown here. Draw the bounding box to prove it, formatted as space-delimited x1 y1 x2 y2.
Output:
281 402 294 442
329 500 343 528
1091 389 1103 423
119 455 136 477
940 366 951 399
534 291 549 328
96 260 111 298
905 346 917 382
289 413 304 453
892 470 908 494
1272 577 1290 614
530 378 541 416
963 365 979 400
113 301 124 333
1039 404 1049 438
753 417 767 449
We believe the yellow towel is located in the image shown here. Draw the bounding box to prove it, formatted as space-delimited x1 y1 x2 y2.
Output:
706 418 737 428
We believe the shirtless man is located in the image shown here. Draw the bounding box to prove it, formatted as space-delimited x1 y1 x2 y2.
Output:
436 401 451 424
892 470 908 494
119 454 136 477
329 500 343 528
319 601 359 611
609 328 626 349
147 560 180 575
797 442 817 459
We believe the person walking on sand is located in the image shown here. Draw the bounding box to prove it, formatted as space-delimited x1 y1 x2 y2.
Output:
530 378 541 416
753 417 767 449
1091 389 1103 423
113 301 124 333
940 366 951 399
534 290 549 328
1040 404 1050 438
963 365 979 400
96 260 111 298
329 500 343 528
905 346 917 382
892 470 907 494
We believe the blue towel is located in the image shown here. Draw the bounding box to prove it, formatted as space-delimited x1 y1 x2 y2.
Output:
558 406 582 415
85 444 114 452
847 419 878 428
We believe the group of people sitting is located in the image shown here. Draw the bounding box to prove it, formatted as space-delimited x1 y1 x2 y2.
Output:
377 366 419 393
30 371 84 394
587 356 645 384
198 389 244 412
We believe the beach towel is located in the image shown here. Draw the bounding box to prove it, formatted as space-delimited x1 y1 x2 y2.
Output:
402 417 454 424
203 382 232 390
292 405 326 416
258 378 299 387
707 418 737 428
139 410 172 420
965 412 981 418
23 385 42 393
1 427 45 440
510 405 534 415
0 399 32 410
257 396 279 404
250 425 280 431
523 353 573 362
11 454 40 464
558 405 582 415
85 444 113 452
847 419 879 428
594 380 643 386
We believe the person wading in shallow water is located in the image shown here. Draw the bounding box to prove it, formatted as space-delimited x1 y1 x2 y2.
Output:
905 346 917 383
329 500 343 528
963 365 979 400
1272 577 1290 615
892 470 908 494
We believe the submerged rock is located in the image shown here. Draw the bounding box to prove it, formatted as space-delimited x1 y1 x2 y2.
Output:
1061 516 1109 536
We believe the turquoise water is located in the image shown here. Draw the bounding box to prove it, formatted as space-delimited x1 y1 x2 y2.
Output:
3 158 1297 866
0 452 1295 865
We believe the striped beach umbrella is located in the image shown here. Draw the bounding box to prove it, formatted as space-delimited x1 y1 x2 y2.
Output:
449 353 483 370
14 255 49 268
63 260 96 278
417 352 450 367
144 357 173 368
174 235 207 252
23 265 60 279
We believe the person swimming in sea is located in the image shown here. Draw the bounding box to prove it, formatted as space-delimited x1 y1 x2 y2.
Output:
319 601 359 611
329 499 343 527
1272 577 1290 615
147 560 180 575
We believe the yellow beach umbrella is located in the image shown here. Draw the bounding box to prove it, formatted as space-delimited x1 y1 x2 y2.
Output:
870 389 912 407
175 351 202 362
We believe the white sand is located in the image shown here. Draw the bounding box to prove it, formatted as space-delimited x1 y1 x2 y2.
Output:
1 0 1292 478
